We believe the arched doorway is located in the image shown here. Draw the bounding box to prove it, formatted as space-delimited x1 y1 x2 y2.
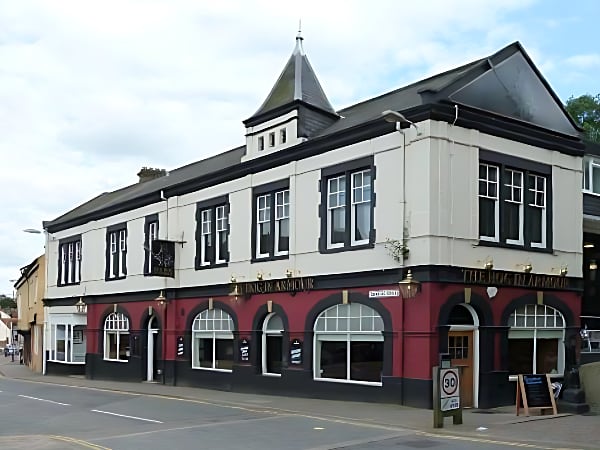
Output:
147 315 159 381
262 313 284 375
447 303 480 408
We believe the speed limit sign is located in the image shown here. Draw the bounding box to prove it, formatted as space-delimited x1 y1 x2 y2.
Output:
440 368 459 399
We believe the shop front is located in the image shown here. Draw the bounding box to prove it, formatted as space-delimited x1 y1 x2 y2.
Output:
81 268 581 409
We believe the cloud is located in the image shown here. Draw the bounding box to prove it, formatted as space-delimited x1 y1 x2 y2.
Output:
565 54 600 70
0 0 589 296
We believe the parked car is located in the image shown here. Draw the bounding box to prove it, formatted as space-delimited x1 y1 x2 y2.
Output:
4 344 17 357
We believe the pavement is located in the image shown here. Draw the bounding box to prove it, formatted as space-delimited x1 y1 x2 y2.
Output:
1 358 598 450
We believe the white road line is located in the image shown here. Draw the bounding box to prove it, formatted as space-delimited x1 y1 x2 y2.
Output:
18 394 70 406
91 409 163 423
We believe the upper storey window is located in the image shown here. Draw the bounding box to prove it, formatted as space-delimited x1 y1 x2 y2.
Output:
252 180 290 261
58 235 82 286
319 156 375 253
195 196 230 269
478 150 551 251
583 157 600 194
106 223 127 280
143 214 159 276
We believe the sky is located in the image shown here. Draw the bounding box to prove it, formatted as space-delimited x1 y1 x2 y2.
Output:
1 0 599 297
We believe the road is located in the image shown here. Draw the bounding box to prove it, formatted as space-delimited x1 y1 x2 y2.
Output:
0 377 583 450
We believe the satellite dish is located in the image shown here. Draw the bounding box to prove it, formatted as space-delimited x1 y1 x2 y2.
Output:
487 286 498 298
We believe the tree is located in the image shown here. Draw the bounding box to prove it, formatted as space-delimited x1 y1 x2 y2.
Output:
0 294 17 310
565 94 600 143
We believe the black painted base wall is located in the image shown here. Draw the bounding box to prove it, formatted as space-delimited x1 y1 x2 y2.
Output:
478 371 513 408
46 360 85 376
86 353 143 382
580 353 600 365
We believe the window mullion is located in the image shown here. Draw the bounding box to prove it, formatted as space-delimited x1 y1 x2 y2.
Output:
345 173 352 247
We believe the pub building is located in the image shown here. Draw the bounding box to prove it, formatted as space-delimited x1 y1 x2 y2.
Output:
42 35 586 409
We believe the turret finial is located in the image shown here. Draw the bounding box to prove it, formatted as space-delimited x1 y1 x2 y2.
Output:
294 20 304 54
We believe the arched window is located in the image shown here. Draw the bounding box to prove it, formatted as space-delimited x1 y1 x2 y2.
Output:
313 303 384 384
192 308 234 371
508 304 565 375
262 313 284 375
104 312 130 362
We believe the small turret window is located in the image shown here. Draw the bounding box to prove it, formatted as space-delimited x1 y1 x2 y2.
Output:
269 132 275 147
258 136 264 151
280 128 287 144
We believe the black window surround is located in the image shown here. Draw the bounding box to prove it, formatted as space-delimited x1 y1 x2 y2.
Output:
319 156 376 254
105 223 128 281
478 149 553 253
251 179 290 263
143 214 159 276
195 195 230 270
57 234 82 286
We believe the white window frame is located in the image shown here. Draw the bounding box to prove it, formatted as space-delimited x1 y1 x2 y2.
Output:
583 157 600 195
59 239 81 285
191 308 234 372
146 221 158 271
110 233 117 254
200 209 212 266
508 304 565 377
274 189 290 256
351 169 371 246
478 163 499 242
215 205 228 264
256 194 271 259
528 174 546 248
103 313 129 362
268 132 275 147
48 321 86 364
327 175 346 249
313 303 384 386
262 313 284 376
504 168 524 245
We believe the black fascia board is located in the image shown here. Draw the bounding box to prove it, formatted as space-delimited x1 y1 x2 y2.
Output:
243 99 340 128
165 117 395 198
431 102 584 156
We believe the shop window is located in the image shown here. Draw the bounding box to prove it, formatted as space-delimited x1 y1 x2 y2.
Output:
478 152 551 250
192 308 234 371
103 313 130 362
48 323 86 364
313 303 384 384
262 313 284 375
507 304 564 375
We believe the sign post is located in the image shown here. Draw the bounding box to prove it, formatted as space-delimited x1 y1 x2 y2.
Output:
433 355 463 428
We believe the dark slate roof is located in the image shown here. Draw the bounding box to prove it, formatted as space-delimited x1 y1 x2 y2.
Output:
45 41 583 232
44 146 246 230
246 33 336 122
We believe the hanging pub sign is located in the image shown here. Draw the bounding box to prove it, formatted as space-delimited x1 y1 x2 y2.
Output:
150 239 176 278
176 336 184 357
290 339 302 365
239 338 250 362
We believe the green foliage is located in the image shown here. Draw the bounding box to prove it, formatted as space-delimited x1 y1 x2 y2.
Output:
0 295 17 310
384 237 409 262
565 94 600 143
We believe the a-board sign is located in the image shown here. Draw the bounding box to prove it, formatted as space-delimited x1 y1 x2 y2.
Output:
516 374 557 416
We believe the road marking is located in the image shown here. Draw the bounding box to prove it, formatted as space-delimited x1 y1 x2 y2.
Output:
18 394 70 406
418 431 584 450
49 435 112 450
91 409 163 423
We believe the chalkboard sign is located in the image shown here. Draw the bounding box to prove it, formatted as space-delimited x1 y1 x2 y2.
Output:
516 374 557 416
239 339 249 362
290 339 302 365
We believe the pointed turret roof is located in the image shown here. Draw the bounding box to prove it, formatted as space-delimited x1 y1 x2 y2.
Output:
245 32 336 124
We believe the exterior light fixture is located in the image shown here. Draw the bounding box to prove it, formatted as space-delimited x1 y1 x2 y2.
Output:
381 110 421 135
523 264 532 273
155 290 167 306
590 260 598 271
75 297 87 314
256 272 263 281
560 267 568 277
584 243 594 248
398 269 421 299
484 260 494 270
230 275 237 283
286 269 293 278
